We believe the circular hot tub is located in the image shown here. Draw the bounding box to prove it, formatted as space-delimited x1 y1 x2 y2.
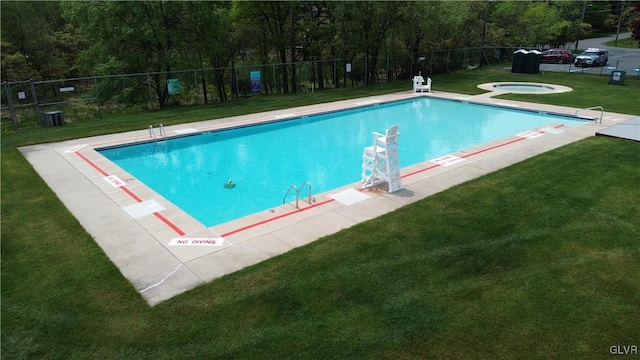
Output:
493 83 555 92
478 82 573 95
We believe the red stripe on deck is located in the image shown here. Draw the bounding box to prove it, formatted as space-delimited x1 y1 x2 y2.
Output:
461 137 526 158
221 198 335 238
402 164 442 178
221 132 543 237
74 150 185 236
75 151 109 176
120 186 143 202
154 213 186 236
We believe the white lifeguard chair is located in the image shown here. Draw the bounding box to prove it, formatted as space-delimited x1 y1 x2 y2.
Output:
361 124 402 193
412 75 431 93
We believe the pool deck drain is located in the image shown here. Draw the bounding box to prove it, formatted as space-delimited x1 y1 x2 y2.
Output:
19 90 634 306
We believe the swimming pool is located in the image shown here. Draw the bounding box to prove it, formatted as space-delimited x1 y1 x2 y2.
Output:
98 97 583 227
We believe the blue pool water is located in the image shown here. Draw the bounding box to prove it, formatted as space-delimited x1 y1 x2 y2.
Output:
99 97 580 227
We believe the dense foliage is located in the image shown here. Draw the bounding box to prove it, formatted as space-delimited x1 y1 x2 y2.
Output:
2 0 636 86
630 1 640 46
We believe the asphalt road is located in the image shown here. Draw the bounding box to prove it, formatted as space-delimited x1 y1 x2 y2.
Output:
540 33 640 76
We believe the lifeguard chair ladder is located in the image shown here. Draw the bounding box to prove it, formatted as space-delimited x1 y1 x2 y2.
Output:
361 124 402 193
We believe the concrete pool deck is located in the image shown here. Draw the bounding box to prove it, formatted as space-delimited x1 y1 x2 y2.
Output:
19 89 636 306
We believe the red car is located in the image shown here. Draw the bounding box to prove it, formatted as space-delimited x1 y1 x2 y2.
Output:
540 49 575 64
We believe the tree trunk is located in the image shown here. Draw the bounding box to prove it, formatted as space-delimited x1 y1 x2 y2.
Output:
215 69 226 102
279 49 289 94
289 6 297 93
153 73 168 109
316 59 324 89
201 77 208 105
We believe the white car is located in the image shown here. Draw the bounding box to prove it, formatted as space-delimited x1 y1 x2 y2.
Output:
574 48 609 67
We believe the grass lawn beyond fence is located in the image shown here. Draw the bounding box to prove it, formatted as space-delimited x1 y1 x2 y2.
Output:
1 68 639 359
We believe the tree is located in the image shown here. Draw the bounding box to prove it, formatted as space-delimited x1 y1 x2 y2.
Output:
298 1 336 89
235 1 298 93
492 1 569 47
629 1 640 48
179 2 241 102
1 1 80 81
334 1 407 85
64 1 192 109
584 1 618 33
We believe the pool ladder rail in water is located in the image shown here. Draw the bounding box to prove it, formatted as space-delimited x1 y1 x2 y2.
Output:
149 124 167 141
149 124 168 154
283 181 316 209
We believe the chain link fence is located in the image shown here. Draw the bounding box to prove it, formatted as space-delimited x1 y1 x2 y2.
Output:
0 46 588 132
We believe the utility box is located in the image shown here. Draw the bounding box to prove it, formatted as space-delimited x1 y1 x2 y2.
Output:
43 111 65 127
609 70 626 85
524 50 541 74
511 50 527 73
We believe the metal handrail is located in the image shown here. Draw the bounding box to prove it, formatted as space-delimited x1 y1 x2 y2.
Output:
159 124 167 139
282 181 315 209
299 181 315 206
283 184 299 207
149 124 168 141
575 106 604 124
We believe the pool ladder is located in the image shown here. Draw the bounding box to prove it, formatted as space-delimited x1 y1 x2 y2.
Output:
149 124 167 141
575 106 604 124
283 181 315 209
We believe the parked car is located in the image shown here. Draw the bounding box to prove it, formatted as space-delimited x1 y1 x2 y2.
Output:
540 49 575 64
574 48 609 67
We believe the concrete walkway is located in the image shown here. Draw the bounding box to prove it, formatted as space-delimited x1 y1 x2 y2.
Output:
19 89 635 306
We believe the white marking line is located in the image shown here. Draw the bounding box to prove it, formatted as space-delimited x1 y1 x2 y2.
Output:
494 102 520 108
64 144 87 153
169 238 225 246
140 264 183 293
604 116 624 122
173 128 199 134
430 155 465 167
273 113 296 119
565 120 589 127
354 99 381 105
103 175 127 187
517 131 544 139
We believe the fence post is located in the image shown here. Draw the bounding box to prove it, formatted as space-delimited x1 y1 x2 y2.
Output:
386 55 390 82
94 77 102 118
234 67 239 100
3 81 19 131
365 56 368 85
409 53 413 77
271 65 275 94
146 73 154 111
446 50 450 73
333 58 340 89
29 80 42 126
193 70 199 105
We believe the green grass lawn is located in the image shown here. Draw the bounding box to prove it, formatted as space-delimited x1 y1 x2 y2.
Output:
2 68 639 359
603 35 639 49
